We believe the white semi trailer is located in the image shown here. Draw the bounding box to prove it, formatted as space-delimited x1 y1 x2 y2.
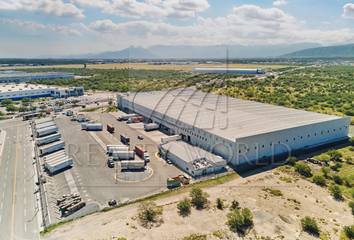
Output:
44 152 67 163
47 158 73 174
81 123 103 131
36 126 58 137
111 151 135 160
39 141 65 155
108 146 129 154
144 123 160 131
35 122 56 130
161 135 182 143
121 160 145 169
45 156 70 168
36 133 61 146
34 118 53 125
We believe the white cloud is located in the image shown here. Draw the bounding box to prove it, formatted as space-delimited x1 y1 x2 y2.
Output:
70 0 209 20
342 3 354 19
0 0 85 18
322 21 330 24
273 0 289 6
0 17 82 36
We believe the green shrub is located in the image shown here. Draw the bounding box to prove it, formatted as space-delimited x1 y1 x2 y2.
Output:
137 201 163 222
262 188 283 196
301 216 319 234
327 149 342 161
177 197 191 215
348 202 354 214
227 209 244 231
216 198 223 210
329 185 342 199
333 175 343 185
287 156 297 166
295 163 312 177
230 200 239 210
349 137 354 146
313 175 326 186
331 163 342 171
189 187 209 209
320 167 331 178
344 225 354 239
242 208 253 226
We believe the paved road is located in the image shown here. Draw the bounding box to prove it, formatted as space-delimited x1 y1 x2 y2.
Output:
0 119 39 240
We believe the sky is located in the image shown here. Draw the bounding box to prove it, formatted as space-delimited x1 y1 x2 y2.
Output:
1 0 354 58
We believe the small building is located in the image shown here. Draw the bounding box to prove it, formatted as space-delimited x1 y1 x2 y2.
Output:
77 113 86 122
160 141 227 177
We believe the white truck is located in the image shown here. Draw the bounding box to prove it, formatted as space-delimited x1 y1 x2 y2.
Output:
81 123 103 131
117 114 137 121
161 135 182 143
34 118 53 125
111 151 135 160
47 158 73 174
35 122 56 130
108 146 129 154
144 123 160 131
36 133 61 146
36 126 58 137
39 141 65 155
121 160 145 170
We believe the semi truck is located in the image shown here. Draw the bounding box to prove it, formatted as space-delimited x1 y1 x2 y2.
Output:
46 158 73 174
127 116 144 123
111 151 135 160
35 122 56 130
120 134 130 145
135 146 150 162
117 114 137 121
81 123 103 131
36 133 61 146
120 160 145 170
107 124 114 133
161 135 182 143
36 126 58 137
144 123 160 131
108 146 129 154
39 141 65 155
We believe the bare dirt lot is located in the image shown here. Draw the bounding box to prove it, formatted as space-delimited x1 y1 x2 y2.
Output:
41 167 353 240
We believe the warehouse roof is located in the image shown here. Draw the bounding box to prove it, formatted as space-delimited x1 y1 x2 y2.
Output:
121 89 346 141
0 71 73 78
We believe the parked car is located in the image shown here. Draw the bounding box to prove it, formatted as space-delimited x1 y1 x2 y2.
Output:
108 199 117 206
71 118 77 121
107 159 114 168
137 135 143 140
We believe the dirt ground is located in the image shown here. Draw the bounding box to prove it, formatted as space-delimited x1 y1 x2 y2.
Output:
41 169 353 240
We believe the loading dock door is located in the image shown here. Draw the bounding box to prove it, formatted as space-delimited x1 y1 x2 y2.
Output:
188 135 191 142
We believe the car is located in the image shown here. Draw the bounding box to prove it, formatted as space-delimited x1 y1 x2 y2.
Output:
137 135 143 140
166 159 172 164
108 199 117 206
71 118 77 121
107 158 114 168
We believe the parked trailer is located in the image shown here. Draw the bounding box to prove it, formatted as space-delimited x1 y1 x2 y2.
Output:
45 156 70 168
36 133 61 145
121 160 145 170
111 151 135 160
43 151 67 162
81 123 103 131
47 158 73 174
117 114 137 121
35 122 56 130
39 141 65 155
34 117 53 125
135 146 150 162
161 135 182 143
36 126 58 137
42 150 66 160
167 176 181 187
127 116 144 123
120 134 130 145
107 124 114 133
35 120 54 128
109 146 129 154
107 145 128 152
144 123 160 131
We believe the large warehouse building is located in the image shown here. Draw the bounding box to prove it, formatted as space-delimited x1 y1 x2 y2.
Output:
0 70 74 83
0 84 84 101
191 68 265 74
117 90 350 168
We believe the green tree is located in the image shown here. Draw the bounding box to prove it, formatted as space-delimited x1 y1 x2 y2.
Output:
58 101 65 106
344 225 354 239
137 201 163 222
0 111 4 116
30 106 37 111
320 167 331 178
40 105 47 110
177 197 191 215
71 100 79 105
227 208 244 231
21 97 31 104
1 99 14 106
333 175 343 185
18 106 29 112
301 216 319 234
242 208 253 226
329 185 342 199
6 105 18 113
312 175 326 186
189 187 209 209
287 156 297 166
295 163 312 177
108 100 113 106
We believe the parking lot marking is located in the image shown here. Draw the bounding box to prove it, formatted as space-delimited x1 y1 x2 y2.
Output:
24 198 26 205
1 202 3 209
3 183 5 188
2 192 4 198
24 209 26 217
4 175 6 180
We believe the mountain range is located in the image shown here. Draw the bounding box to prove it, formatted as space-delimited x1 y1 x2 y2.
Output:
282 43 354 58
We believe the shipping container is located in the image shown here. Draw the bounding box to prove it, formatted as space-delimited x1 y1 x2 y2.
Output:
144 123 160 131
120 134 130 145
107 124 114 133
36 126 58 137
121 160 145 169
135 146 150 162
127 116 144 123
39 141 65 155
111 151 134 160
117 113 137 121
36 133 61 145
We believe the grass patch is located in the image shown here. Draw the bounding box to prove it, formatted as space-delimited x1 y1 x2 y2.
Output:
82 107 101 112
103 106 119 113
280 176 292 183
262 188 283 196
39 219 73 236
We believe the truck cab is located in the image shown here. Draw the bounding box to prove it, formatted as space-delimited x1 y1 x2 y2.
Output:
144 152 150 162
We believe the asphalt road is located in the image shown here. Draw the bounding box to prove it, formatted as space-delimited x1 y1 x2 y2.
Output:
0 119 39 240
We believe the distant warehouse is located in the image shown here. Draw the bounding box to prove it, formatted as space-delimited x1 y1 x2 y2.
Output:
117 90 350 170
0 70 74 83
191 68 265 74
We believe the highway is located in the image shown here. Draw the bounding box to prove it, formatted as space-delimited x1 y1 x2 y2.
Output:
0 119 39 240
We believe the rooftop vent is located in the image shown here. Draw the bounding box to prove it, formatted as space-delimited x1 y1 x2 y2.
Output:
8 89 11 91
19 88 22 90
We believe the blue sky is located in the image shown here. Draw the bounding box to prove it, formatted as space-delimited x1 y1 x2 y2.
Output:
1 0 354 57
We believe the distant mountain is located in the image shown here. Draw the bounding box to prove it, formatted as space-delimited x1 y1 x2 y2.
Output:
147 43 322 58
282 44 354 57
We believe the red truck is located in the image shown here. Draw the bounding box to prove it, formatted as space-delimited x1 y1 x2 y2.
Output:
107 124 114 133
127 116 144 123
135 145 150 162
